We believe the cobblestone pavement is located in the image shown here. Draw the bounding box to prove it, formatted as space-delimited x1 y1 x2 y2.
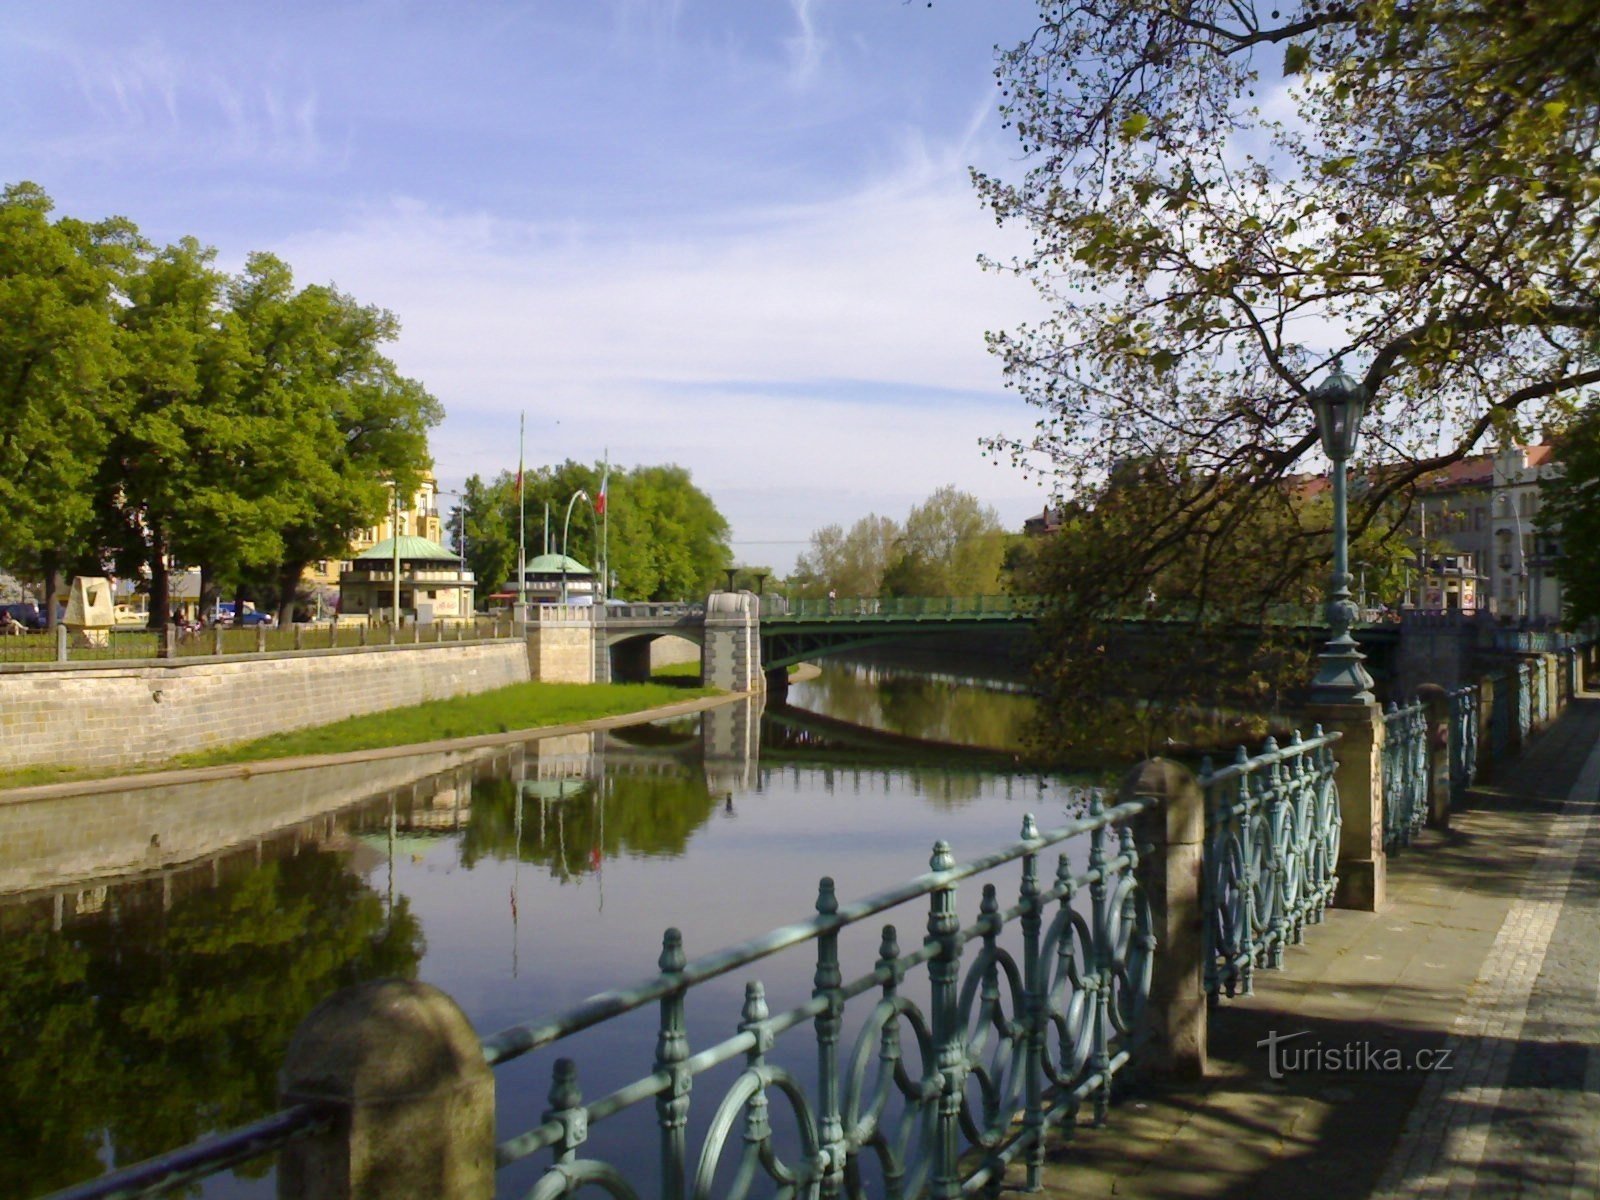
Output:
1032 695 1600 1199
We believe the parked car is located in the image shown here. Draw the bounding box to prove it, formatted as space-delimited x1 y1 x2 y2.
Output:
0 602 47 630
239 610 274 626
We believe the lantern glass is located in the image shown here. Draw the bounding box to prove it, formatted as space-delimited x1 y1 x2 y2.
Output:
1312 368 1367 462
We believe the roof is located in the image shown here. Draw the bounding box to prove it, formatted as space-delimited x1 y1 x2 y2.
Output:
524 553 592 575
355 536 461 563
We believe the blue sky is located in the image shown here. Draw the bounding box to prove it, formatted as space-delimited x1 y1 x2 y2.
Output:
3 1 1052 573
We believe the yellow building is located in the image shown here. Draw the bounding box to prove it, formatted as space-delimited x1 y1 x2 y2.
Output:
303 472 447 596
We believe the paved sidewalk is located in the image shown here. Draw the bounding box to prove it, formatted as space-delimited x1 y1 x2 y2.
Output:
1033 696 1600 1199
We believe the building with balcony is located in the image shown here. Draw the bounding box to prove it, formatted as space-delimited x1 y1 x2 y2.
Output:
337 536 475 623
303 472 449 601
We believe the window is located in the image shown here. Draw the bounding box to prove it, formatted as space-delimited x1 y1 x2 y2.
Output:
1474 506 1485 531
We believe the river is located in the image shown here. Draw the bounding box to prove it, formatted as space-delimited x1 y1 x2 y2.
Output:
1 658 1104 1199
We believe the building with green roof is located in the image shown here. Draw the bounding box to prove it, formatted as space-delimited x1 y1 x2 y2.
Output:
338 535 476 623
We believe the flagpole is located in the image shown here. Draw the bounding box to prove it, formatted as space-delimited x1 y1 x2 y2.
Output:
517 413 526 611
601 449 610 602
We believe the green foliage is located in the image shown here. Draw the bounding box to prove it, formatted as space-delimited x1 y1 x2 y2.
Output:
0 184 131 596
792 487 1008 597
0 182 441 624
979 0 1600 618
476 460 731 601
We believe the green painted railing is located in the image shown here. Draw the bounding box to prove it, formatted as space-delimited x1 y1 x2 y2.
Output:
774 595 1041 620
1200 730 1342 998
0 618 516 665
1382 701 1429 850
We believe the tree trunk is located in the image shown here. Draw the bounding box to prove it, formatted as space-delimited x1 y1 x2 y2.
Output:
199 565 219 626
149 529 172 627
277 561 306 627
39 555 62 631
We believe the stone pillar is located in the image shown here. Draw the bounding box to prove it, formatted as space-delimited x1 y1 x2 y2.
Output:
1123 758 1206 1079
278 979 495 1200
702 694 763 798
764 666 790 704
1416 683 1452 831
1306 700 1386 911
701 591 763 692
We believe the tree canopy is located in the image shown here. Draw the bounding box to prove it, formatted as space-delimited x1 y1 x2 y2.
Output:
0 182 441 624
979 0 1600 597
975 0 1600 747
1538 404 1600 622
791 486 1011 597
451 461 732 602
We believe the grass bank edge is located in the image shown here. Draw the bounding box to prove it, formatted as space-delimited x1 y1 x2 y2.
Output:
0 678 722 791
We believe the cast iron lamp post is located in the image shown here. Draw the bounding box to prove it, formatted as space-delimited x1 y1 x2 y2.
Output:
1308 361 1376 705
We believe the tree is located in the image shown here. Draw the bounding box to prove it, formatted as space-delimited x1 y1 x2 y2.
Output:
458 473 516 599
881 486 1008 596
0 183 131 621
792 514 901 597
607 465 732 599
978 0 1600 617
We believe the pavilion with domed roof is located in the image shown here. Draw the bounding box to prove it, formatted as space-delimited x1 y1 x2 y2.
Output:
337 535 476 623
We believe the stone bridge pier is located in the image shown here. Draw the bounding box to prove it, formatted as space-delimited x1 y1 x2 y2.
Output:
702 694 762 797
702 591 764 693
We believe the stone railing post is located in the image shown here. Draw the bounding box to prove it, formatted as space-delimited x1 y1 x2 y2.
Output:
1306 700 1386 911
1476 676 1495 778
1124 758 1206 1079
256 625 268 654
278 979 495 1200
1416 684 1452 831
56 623 69 663
161 623 176 660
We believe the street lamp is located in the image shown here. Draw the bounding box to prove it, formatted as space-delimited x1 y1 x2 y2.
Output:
1308 360 1376 705
560 489 590 604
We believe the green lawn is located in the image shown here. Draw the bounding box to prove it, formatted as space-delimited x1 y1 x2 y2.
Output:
0 680 719 790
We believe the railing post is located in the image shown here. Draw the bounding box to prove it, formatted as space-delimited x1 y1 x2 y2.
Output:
161 624 176 661
1018 815 1046 1190
277 979 494 1200
1306 699 1386 911
56 623 69 663
926 839 964 1198
1416 684 1452 830
812 878 845 1197
257 625 267 654
1124 759 1207 1080
655 928 690 1200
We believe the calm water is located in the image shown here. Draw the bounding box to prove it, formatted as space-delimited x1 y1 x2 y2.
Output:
2 660 1105 1199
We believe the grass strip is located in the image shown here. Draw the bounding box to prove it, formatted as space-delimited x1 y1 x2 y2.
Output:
0 680 718 790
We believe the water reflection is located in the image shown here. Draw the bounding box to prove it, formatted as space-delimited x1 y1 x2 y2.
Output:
1 685 1084 1199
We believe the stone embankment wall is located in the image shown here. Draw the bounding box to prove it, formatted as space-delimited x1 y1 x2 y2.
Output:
0 641 530 774
0 744 509 897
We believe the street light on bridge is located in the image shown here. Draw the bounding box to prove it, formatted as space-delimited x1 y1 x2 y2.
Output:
1308 360 1376 705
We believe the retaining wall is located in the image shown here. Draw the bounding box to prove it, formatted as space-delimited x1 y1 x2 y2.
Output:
0 641 530 774
0 744 509 897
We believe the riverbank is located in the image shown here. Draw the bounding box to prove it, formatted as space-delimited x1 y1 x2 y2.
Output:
0 680 733 801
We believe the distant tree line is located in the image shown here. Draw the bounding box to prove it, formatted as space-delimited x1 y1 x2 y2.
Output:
0 182 441 626
789 485 1014 598
452 461 732 602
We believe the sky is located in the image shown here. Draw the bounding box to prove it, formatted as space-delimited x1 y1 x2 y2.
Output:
2 0 1054 574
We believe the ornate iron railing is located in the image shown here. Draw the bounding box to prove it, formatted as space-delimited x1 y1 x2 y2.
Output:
1382 701 1429 850
1448 684 1479 808
1489 671 1512 761
1516 662 1535 742
774 595 1041 620
1199 730 1341 998
484 799 1156 1198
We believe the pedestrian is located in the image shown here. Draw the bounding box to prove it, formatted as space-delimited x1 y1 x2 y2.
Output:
827 588 837 614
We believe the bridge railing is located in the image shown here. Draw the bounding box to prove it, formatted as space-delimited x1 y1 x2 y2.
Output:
1381 701 1429 850
775 595 1041 619
1200 729 1342 999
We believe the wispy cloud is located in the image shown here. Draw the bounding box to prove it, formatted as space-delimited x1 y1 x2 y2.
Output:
784 0 825 88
